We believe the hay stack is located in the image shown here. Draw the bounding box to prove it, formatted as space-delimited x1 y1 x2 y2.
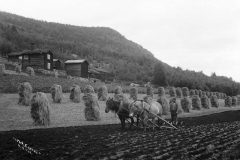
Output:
82 93 100 121
70 84 81 103
158 87 165 97
30 92 51 126
146 86 154 98
194 90 199 96
157 96 169 115
176 87 183 98
202 91 206 96
0 64 6 75
206 91 211 98
114 86 123 95
189 89 195 97
210 95 219 108
26 67 35 76
129 87 138 100
198 90 202 97
169 86 176 97
84 85 94 94
50 84 62 103
216 92 220 99
169 97 183 114
97 85 108 101
191 95 202 110
18 82 32 106
182 87 189 97
180 97 191 112
232 96 237 106
15 64 22 74
201 95 210 109
225 96 232 107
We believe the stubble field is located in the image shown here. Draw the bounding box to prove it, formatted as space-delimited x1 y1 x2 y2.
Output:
1 93 240 159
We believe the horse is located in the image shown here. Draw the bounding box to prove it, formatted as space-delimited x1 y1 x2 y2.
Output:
105 95 135 130
129 97 163 131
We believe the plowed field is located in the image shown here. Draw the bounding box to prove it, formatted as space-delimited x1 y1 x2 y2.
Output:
1 110 240 160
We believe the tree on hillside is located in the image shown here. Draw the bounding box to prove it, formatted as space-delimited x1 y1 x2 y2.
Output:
152 62 168 86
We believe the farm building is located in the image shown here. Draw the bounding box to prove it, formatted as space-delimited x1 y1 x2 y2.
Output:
89 67 110 82
64 59 89 78
53 59 64 70
8 49 53 71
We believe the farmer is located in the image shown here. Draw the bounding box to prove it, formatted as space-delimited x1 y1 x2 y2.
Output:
169 98 178 125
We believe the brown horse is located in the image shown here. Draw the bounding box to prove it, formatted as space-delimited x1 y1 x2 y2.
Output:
105 97 135 129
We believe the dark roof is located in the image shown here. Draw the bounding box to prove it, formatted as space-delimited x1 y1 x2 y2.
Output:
65 59 89 65
53 59 60 62
8 49 52 56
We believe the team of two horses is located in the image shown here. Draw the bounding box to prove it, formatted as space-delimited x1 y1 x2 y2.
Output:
105 94 177 131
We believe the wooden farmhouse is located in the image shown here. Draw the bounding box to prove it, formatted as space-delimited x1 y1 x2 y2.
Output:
64 59 89 78
8 49 53 71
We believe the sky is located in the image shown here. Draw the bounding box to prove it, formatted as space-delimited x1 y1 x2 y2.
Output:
0 0 240 82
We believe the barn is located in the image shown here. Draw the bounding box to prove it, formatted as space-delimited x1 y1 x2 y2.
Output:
64 59 89 78
8 49 53 71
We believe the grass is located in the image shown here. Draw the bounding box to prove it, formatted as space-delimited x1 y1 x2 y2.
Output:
1 93 240 132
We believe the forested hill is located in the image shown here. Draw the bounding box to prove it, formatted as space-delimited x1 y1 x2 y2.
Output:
0 11 240 96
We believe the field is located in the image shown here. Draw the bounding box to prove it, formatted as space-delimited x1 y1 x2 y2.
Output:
1 93 240 159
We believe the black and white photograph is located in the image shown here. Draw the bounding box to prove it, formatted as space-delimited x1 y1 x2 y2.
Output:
0 0 240 159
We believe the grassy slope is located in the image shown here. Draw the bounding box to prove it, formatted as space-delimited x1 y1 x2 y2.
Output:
1 93 240 132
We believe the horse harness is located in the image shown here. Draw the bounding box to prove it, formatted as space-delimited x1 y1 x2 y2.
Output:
130 100 152 117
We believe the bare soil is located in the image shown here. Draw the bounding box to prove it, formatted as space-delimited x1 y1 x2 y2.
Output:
1 110 240 160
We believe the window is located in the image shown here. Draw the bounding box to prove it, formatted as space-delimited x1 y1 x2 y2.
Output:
24 55 29 60
47 54 50 60
47 63 50 69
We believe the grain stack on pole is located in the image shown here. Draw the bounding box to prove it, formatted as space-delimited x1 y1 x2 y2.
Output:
216 92 221 99
176 87 183 98
169 86 176 97
97 85 108 101
30 92 51 126
198 90 203 98
158 87 165 97
82 93 100 121
15 64 22 74
146 86 154 98
157 87 169 115
70 84 81 103
194 89 199 96
191 95 202 110
206 91 211 98
202 91 206 96
129 87 138 101
114 86 123 95
180 97 191 112
0 64 6 75
18 82 32 106
84 85 95 94
201 95 210 109
157 96 169 115
232 96 237 106
182 87 189 97
189 89 195 97
211 95 219 108
50 84 62 103
225 96 232 107
26 67 35 76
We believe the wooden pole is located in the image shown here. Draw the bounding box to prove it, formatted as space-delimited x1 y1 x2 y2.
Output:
149 112 178 130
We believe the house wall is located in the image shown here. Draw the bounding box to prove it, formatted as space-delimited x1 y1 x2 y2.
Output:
43 52 53 70
22 54 44 71
65 63 81 77
81 62 89 78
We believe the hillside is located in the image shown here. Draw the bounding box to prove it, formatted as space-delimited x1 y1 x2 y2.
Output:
0 11 240 96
